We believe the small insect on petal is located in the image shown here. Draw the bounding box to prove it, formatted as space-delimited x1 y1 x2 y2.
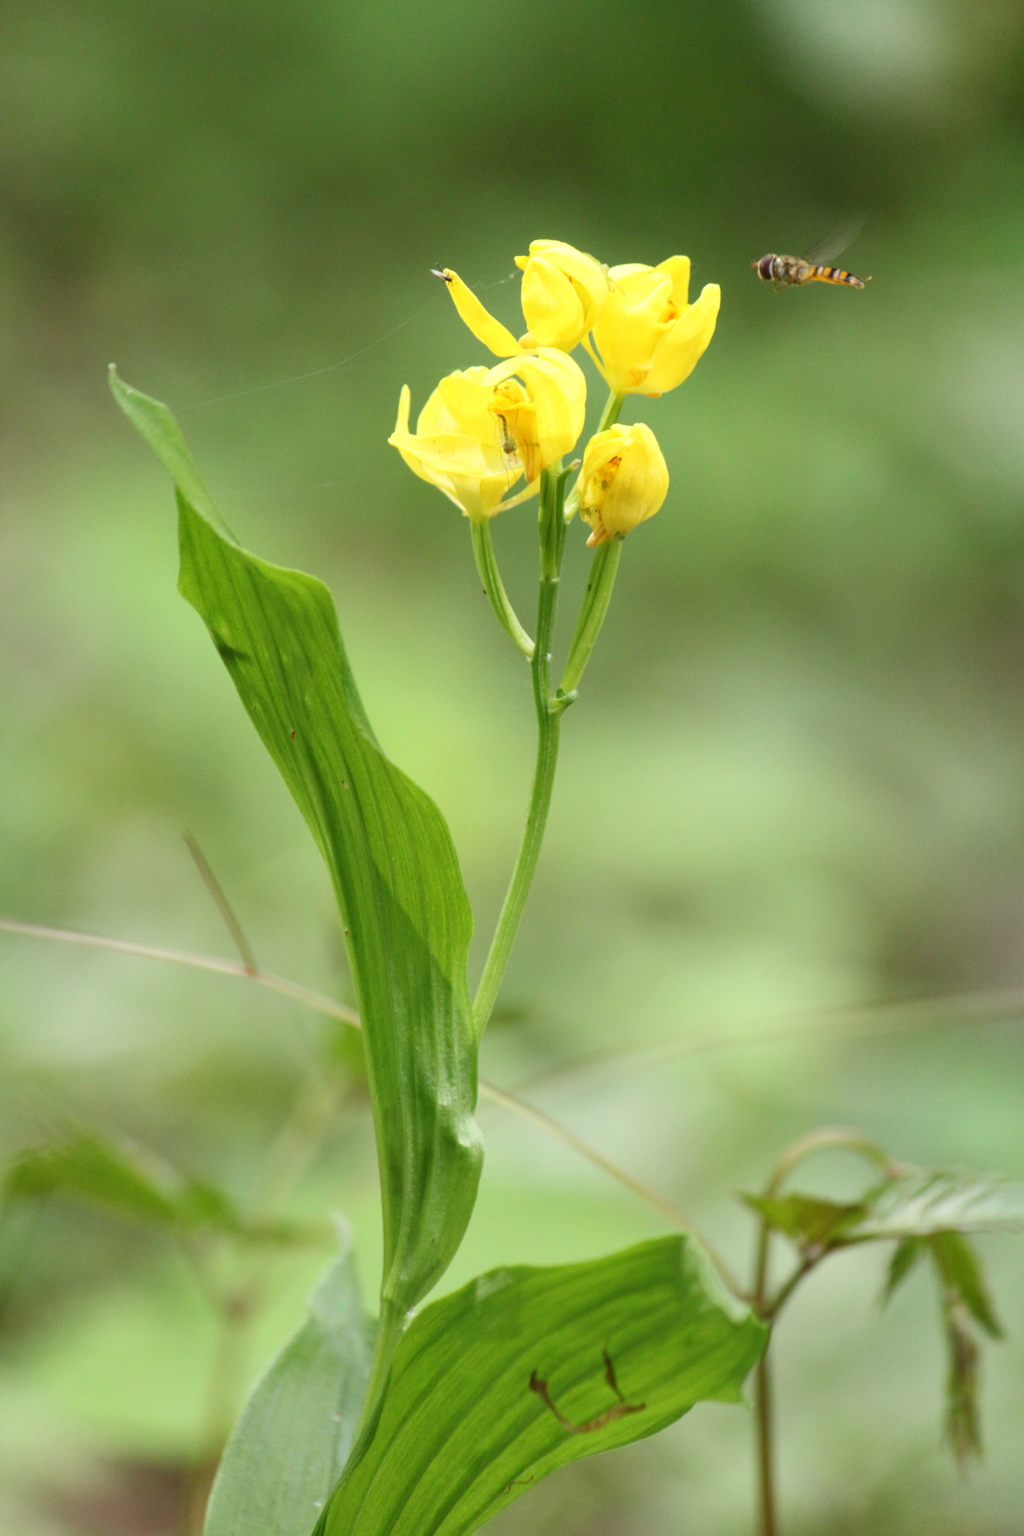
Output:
430 268 453 284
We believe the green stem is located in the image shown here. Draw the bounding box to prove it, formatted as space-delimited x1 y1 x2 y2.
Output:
560 539 622 695
765 1254 817 1320
345 1297 405 1472
470 518 534 658
754 1350 778 1536
751 1207 779 1536
563 389 626 523
596 389 627 434
748 1128 897 1536
473 466 568 1035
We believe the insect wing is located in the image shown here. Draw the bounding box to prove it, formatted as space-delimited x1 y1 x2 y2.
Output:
803 218 864 266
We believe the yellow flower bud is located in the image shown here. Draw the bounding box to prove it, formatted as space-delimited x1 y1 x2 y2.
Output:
577 423 668 547
441 240 608 358
588 256 720 396
388 349 587 518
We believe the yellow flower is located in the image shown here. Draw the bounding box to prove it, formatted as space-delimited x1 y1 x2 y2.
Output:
486 348 587 480
389 350 586 518
515 240 609 351
587 257 720 396
441 240 608 357
577 423 668 547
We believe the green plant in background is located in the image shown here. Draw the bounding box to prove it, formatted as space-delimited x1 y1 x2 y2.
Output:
3 234 1024 1536
742 1132 1024 1536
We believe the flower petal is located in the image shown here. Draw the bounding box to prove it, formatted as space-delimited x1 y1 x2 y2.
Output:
591 269 673 393
391 388 442 486
641 283 720 396
491 348 587 473
578 422 668 541
606 262 654 283
444 269 522 358
524 240 608 330
436 370 500 440
600 422 668 535
520 256 586 351
655 255 691 310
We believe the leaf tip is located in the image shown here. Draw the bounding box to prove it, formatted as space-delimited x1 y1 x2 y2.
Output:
108 364 133 412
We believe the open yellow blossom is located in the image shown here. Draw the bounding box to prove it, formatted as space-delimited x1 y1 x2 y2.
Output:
442 240 608 357
389 349 587 518
587 257 720 396
577 423 668 547
389 373 523 521
485 348 587 480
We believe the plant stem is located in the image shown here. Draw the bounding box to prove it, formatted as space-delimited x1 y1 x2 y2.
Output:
470 518 534 657
473 465 568 1035
560 539 622 695
748 1127 898 1536
596 389 627 435
764 1127 898 1197
563 389 625 523
751 1210 779 1536
765 1255 817 1320
754 1350 778 1536
345 1297 405 1472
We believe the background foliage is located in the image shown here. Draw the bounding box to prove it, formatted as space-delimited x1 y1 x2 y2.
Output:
3 0 1024 1532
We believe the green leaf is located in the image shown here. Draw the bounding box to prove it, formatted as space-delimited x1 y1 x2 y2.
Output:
205 1243 375 1536
929 1232 1003 1339
318 1236 766 1536
4 1135 236 1232
939 1295 982 1466
111 371 482 1323
742 1193 866 1249
844 1168 1024 1241
2 1135 319 1247
883 1236 925 1302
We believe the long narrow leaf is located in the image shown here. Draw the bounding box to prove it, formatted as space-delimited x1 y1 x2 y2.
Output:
319 1236 766 1536
111 371 482 1319
929 1232 1003 1339
205 1244 375 1536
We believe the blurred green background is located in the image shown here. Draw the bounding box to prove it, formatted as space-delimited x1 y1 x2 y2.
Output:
4 0 1024 1531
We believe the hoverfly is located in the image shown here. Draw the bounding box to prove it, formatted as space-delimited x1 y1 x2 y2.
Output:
753 221 869 291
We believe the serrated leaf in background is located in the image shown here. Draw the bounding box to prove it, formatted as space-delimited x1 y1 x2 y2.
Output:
929 1231 1003 1340
742 1192 867 1249
846 1169 1024 1241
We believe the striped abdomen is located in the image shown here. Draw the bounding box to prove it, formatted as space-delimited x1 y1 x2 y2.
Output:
753 254 867 288
805 265 866 288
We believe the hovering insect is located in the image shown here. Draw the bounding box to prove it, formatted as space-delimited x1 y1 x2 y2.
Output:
753 223 869 291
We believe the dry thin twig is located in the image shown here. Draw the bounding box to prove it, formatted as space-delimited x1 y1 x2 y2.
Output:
0 914 736 1280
